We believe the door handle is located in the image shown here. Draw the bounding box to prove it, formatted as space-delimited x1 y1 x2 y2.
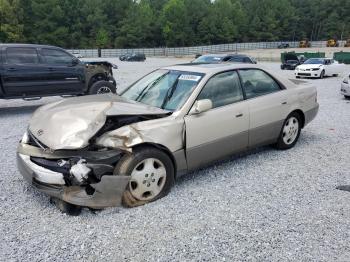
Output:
7 68 17 71
281 101 287 105
235 113 243 118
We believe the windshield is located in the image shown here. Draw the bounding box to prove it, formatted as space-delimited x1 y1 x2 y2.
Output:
193 55 224 63
120 69 204 111
304 58 324 64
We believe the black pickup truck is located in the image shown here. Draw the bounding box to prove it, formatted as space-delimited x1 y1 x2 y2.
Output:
0 44 117 99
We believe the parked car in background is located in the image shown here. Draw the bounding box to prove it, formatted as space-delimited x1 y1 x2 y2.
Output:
17 63 318 214
341 73 350 99
192 54 257 64
119 53 132 61
120 53 146 62
0 44 117 99
278 43 290 49
295 58 342 79
281 53 304 70
72 51 83 58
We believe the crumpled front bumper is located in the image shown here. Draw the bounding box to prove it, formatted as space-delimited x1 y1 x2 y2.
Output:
17 143 130 208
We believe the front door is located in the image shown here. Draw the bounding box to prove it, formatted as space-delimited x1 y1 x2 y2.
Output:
1 46 49 97
39 47 85 94
185 71 249 170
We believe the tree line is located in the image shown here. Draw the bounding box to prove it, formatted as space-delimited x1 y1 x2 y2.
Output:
0 0 349 49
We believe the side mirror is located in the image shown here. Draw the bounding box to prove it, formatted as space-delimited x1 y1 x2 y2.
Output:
189 99 213 115
72 57 80 66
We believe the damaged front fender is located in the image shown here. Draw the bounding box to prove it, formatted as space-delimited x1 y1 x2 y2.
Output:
95 117 185 153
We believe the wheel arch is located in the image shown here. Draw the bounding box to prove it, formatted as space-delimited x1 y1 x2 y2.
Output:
290 109 305 128
88 73 108 88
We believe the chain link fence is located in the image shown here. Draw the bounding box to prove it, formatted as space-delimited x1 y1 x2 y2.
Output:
67 40 347 58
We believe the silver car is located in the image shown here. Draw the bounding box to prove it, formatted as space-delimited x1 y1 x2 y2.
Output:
17 63 319 212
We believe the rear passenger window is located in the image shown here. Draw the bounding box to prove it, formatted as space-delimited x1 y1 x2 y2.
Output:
6 47 39 64
197 71 243 108
239 69 281 99
42 48 73 65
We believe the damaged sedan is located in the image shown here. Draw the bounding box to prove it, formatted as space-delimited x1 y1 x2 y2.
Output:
17 63 319 213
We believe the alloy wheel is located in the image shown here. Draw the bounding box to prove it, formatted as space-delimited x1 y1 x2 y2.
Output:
282 116 299 145
129 158 167 201
97 86 112 94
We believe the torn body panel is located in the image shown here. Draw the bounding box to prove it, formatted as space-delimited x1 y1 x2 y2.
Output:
96 116 185 153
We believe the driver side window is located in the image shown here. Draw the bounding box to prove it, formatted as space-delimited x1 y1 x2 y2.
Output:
42 48 73 65
197 71 243 108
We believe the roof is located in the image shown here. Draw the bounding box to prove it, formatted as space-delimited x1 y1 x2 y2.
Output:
199 53 250 58
162 63 262 74
0 43 63 49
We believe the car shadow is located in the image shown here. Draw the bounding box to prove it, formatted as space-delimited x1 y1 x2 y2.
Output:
0 105 41 116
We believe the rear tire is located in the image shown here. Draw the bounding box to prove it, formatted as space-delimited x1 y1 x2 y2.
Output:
274 112 301 150
88 80 116 95
114 147 175 208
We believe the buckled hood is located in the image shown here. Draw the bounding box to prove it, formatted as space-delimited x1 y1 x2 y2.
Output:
28 94 169 150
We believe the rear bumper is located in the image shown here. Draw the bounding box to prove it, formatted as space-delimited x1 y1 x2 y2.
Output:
17 144 130 208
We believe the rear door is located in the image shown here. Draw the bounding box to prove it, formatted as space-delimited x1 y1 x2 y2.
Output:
39 47 85 94
185 70 249 170
1 46 49 97
238 69 290 147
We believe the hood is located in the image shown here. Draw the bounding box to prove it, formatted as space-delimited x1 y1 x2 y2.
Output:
29 94 169 150
297 64 323 70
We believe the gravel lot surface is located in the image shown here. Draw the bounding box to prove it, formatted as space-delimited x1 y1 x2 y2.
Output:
1 58 350 261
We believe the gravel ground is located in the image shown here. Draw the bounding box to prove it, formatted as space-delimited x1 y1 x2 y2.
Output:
1 58 350 261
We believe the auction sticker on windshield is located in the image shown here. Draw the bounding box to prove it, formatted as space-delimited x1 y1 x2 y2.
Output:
179 75 201 81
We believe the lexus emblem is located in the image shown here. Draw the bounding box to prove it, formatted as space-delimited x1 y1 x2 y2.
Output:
37 129 44 136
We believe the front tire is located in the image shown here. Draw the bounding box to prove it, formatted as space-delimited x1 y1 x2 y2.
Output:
88 80 116 95
274 112 301 150
319 70 325 79
114 147 175 208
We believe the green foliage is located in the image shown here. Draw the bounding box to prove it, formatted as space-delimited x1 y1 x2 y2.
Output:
0 0 24 42
1 0 349 48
